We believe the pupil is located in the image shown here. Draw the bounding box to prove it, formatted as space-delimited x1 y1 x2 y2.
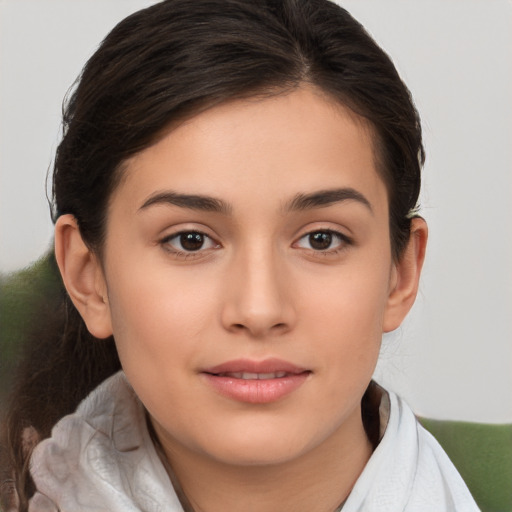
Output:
309 232 332 250
180 232 204 251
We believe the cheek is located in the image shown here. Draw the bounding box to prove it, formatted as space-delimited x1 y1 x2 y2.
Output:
300 256 392 372
105 267 218 369
104 271 219 422
303 258 392 333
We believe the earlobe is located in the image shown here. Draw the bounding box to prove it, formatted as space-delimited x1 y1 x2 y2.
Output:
383 217 428 333
54 214 113 339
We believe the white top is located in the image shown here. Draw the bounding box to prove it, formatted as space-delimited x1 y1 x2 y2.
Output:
29 372 480 511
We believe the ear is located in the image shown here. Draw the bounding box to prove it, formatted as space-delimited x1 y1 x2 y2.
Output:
54 214 113 339
383 217 428 333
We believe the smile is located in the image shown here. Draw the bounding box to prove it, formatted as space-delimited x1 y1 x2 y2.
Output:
214 371 289 380
201 359 311 404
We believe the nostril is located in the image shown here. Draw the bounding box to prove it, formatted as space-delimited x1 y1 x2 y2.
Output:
229 321 288 335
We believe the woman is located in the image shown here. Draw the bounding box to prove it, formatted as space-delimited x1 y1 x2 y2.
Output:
1 0 479 510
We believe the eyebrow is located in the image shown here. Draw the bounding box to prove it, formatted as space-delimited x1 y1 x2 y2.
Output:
139 191 232 214
285 188 373 214
139 187 372 215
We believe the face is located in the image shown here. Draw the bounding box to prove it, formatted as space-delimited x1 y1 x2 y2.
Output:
99 87 398 467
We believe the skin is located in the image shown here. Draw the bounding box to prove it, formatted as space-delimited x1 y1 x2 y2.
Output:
56 87 427 512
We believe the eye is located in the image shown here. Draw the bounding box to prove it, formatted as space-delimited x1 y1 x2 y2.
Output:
295 230 349 252
162 231 219 253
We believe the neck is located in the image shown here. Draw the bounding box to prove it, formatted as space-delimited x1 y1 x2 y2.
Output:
153 407 373 512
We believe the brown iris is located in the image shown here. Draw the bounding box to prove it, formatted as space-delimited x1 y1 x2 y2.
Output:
180 232 205 251
309 232 333 250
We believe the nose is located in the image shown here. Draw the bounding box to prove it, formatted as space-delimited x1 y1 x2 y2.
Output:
220 245 296 338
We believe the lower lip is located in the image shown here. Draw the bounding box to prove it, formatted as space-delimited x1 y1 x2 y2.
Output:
202 373 310 404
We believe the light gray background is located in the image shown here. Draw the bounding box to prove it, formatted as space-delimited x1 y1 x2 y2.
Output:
1 0 511 423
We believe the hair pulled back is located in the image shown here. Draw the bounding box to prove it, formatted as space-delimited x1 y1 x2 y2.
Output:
54 0 423 257
1 0 423 508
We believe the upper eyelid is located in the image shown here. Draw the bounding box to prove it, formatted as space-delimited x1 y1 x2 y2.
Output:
162 228 209 239
292 228 353 253
159 231 220 258
157 222 351 243
296 229 349 242
294 226 351 242
162 230 218 244
159 224 218 241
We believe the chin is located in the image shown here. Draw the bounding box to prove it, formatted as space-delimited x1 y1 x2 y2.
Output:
209 441 306 467
192 421 319 468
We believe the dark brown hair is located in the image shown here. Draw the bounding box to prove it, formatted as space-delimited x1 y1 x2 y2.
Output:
1 0 423 507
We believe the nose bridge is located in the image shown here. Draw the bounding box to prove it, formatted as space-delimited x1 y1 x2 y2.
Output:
222 239 294 337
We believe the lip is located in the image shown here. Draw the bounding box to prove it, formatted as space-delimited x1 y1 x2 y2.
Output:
201 358 311 404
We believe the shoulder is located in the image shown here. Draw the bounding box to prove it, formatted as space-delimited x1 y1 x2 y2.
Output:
28 372 179 511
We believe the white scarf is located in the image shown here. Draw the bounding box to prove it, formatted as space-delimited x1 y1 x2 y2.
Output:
29 372 479 511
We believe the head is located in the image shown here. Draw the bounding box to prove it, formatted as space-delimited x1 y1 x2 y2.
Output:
53 0 426 472
53 0 423 260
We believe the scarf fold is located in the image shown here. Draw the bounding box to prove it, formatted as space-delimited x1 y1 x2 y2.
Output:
29 372 182 512
29 372 479 512
341 391 480 511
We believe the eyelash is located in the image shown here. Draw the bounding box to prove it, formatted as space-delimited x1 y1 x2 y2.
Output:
294 229 352 255
160 228 352 260
160 230 219 259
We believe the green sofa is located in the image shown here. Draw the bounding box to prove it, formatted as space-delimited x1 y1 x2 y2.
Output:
1 254 511 511
419 418 512 512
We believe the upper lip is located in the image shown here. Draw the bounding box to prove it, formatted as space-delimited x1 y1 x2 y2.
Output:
203 358 309 375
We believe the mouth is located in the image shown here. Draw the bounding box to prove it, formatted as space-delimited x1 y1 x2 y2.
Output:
211 371 291 380
201 359 311 404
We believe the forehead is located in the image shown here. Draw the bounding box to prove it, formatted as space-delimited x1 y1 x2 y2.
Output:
114 87 387 214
